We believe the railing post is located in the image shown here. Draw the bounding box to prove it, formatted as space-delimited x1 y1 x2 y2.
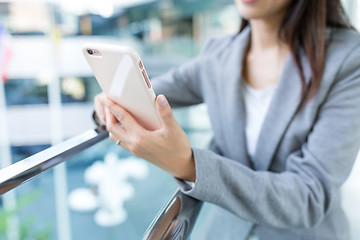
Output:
142 189 203 240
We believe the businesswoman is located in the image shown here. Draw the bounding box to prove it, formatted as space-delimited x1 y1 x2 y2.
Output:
94 0 360 239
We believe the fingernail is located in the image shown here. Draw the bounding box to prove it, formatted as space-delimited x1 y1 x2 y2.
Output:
157 95 168 108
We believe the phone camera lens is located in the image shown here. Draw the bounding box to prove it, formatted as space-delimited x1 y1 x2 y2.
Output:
87 49 94 55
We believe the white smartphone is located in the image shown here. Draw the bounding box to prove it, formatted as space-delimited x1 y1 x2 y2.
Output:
82 43 161 130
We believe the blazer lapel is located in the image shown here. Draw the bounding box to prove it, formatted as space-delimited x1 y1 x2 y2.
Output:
220 28 252 167
252 51 311 171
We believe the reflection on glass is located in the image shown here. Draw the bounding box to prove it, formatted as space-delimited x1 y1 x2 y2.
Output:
61 77 100 103
61 77 85 101
4 78 48 106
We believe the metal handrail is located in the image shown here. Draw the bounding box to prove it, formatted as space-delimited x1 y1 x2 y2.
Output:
0 126 203 240
142 189 203 240
0 127 109 195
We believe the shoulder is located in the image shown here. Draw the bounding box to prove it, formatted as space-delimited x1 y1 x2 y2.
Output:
324 28 360 81
201 35 238 54
327 27 360 46
326 28 360 64
200 27 250 58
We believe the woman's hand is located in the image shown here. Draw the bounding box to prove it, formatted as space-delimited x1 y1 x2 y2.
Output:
100 94 196 182
94 93 107 125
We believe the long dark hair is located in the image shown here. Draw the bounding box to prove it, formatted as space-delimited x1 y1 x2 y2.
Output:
240 0 354 100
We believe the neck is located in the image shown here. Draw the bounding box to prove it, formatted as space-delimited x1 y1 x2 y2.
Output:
249 13 286 52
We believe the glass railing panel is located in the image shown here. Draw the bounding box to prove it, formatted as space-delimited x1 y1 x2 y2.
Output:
0 102 213 240
65 137 178 239
1 171 56 239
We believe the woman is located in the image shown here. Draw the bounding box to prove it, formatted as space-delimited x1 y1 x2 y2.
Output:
94 0 360 239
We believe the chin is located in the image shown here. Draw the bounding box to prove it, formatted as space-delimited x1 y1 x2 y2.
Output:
239 11 265 20
234 0 292 21
236 7 267 20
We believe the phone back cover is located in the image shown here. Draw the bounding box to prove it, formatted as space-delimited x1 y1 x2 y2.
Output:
83 44 161 130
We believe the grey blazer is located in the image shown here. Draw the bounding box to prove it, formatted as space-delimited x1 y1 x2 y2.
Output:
151 27 360 240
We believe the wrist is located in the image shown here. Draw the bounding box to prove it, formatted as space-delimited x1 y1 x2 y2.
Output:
178 149 196 182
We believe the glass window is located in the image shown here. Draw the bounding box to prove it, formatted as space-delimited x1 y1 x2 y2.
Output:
4 78 48 106
60 77 100 104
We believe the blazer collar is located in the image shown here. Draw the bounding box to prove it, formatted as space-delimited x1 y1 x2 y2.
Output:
220 27 252 167
220 26 311 170
253 49 311 170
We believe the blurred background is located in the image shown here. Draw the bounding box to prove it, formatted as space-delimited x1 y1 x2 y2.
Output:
0 0 359 239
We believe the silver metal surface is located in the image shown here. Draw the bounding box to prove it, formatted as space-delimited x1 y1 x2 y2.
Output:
0 128 108 195
142 189 203 240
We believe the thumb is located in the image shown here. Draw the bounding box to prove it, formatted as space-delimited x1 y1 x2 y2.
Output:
156 95 176 128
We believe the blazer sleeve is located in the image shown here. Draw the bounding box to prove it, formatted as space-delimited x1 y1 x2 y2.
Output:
150 40 214 107
178 43 360 228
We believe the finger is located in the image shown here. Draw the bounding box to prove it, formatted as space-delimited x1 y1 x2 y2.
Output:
94 93 106 124
108 132 132 152
105 107 118 127
105 107 128 141
156 95 177 129
109 132 124 146
103 97 144 133
105 109 128 148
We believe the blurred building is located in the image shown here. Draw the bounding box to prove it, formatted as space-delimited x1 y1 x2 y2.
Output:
0 0 239 151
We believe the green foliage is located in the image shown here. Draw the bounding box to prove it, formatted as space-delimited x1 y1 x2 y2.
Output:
0 190 53 240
